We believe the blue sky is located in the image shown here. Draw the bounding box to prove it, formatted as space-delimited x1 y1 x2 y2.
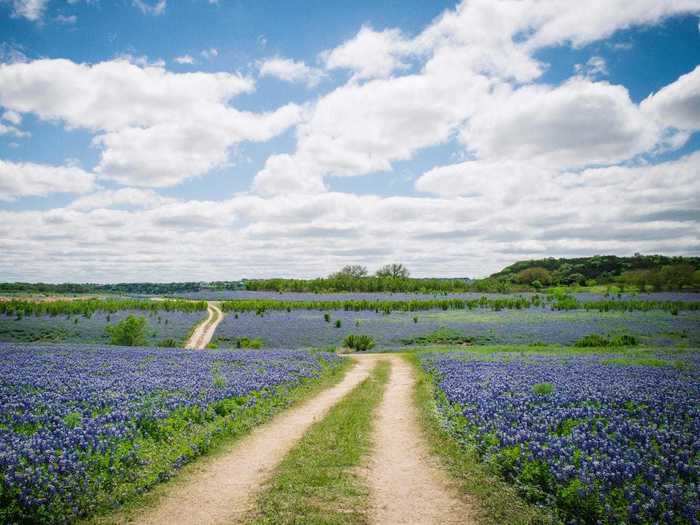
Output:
0 0 699 281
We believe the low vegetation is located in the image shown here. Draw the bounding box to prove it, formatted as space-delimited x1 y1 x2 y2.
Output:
0 298 207 317
342 334 375 352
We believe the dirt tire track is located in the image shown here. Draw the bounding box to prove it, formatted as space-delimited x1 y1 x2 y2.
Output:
363 354 474 524
133 357 376 525
185 302 222 349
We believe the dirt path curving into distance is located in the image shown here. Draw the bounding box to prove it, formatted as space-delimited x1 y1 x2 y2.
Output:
133 357 377 525
361 354 474 525
185 302 223 349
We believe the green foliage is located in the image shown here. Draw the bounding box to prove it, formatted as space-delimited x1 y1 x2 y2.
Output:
62 412 82 429
105 315 148 346
375 262 410 278
323 313 331 322
236 337 264 349
0 298 207 318
334 319 341 328
532 383 555 395
342 334 375 352
574 334 638 347
492 254 699 289
403 327 474 346
515 267 553 286
328 264 368 279
156 338 179 348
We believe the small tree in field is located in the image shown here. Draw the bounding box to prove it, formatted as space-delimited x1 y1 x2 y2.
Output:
375 263 410 279
330 265 368 279
106 315 148 346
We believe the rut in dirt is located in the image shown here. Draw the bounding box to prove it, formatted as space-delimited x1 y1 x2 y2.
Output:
364 355 473 525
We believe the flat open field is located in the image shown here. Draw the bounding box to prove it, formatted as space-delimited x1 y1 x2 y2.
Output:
0 292 698 524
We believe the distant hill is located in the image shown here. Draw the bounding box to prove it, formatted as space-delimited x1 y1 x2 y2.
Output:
490 254 700 288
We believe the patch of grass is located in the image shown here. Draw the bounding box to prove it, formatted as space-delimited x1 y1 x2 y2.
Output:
406 353 555 525
602 357 684 368
532 383 555 396
251 360 390 525
84 358 353 525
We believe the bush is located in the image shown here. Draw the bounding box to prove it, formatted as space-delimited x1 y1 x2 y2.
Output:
575 334 638 347
105 315 148 346
157 338 179 348
236 337 264 349
343 334 375 352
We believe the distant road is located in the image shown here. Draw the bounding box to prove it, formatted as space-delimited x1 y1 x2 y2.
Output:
185 302 223 349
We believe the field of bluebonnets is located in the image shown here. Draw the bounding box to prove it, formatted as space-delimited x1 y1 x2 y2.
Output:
0 298 208 346
419 349 700 524
213 308 700 349
0 343 341 523
0 309 206 345
1 289 699 524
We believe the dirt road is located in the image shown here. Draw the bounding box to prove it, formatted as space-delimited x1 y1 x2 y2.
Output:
185 302 222 349
133 358 376 525
362 354 473 524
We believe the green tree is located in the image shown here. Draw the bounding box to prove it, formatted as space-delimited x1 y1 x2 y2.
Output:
105 315 148 346
375 263 410 279
515 267 552 286
330 265 368 279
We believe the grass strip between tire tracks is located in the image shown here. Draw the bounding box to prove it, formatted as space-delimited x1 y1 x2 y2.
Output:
251 359 391 525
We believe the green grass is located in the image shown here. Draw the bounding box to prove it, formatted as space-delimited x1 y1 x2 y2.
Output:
251 360 391 525
406 353 555 525
84 358 352 525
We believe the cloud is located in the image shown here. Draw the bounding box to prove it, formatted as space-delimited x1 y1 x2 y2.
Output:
67 188 176 210
0 58 302 186
459 78 659 169
253 0 698 195
174 54 194 65
575 56 608 78
133 0 166 16
322 25 414 80
201 48 218 60
1 110 21 125
641 65 700 131
8 0 47 21
0 159 95 200
258 57 324 87
55 14 77 24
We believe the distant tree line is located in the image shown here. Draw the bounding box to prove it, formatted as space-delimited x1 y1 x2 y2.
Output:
243 263 477 293
0 281 245 295
493 254 700 291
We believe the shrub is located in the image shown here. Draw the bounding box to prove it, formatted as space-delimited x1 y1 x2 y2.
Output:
324 313 331 323
335 319 342 328
343 334 375 352
575 334 638 347
105 315 148 346
157 338 179 348
236 337 264 349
